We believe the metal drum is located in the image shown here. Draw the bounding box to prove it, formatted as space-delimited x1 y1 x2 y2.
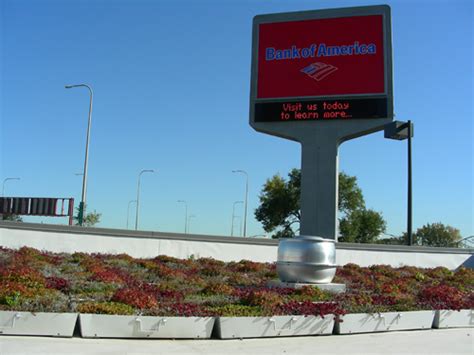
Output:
276 235 336 284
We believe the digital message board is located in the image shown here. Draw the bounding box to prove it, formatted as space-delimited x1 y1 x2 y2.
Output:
250 6 393 124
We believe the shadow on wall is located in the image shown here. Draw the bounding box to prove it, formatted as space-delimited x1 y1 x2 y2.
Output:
460 254 474 269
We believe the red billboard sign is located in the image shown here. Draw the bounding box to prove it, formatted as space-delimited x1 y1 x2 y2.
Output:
257 15 384 99
250 6 392 123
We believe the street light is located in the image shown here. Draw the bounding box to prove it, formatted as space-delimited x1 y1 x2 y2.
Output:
187 214 196 233
177 200 188 233
384 120 414 246
233 216 243 237
126 200 137 229
65 84 93 226
2 177 20 196
231 200 243 236
232 170 249 237
135 169 155 230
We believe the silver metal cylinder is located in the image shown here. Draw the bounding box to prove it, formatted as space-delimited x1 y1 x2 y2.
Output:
276 235 336 284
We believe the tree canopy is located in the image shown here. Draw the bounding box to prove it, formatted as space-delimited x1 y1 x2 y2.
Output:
413 222 462 247
255 169 386 242
339 208 386 243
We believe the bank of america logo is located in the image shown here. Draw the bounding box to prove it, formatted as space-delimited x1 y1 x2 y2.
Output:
301 62 338 81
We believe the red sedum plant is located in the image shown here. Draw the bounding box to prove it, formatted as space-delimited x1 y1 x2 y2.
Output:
112 288 158 309
0 247 472 317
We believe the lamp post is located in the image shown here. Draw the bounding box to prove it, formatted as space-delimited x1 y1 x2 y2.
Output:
126 200 137 229
65 84 93 226
135 169 155 230
187 214 196 233
2 177 20 196
232 216 242 237
232 170 248 237
231 200 243 236
384 120 414 246
177 200 188 233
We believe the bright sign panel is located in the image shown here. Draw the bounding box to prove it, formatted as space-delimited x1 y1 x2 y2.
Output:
250 6 392 123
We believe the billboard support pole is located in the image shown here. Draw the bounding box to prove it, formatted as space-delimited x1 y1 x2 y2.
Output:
249 5 393 284
300 134 339 240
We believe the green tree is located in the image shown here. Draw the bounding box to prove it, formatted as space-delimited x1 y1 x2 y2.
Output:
255 169 386 241
339 209 386 243
254 169 301 238
413 222 462 247
74 206 101 227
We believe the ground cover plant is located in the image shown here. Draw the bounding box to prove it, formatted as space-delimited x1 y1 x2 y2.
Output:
0 247 472 317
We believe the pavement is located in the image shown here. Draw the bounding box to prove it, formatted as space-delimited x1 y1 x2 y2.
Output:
0 328 472 355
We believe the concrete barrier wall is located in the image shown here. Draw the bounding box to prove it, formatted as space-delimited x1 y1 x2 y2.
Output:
1 222 472 269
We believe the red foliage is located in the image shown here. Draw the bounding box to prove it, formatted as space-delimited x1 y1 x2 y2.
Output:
0 281 36 299
45 276 70 292
420 284 470 310
139 283 185 301
241 289 284 308
0 266 46 288
229 260 265 273
90 269 124 284
150 302 212 317
112 288 157 309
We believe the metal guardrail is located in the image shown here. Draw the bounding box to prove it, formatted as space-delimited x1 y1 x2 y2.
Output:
0 221 472 255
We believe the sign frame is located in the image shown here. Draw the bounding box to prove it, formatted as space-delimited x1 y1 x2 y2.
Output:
249 5 394 240
249 5 393 142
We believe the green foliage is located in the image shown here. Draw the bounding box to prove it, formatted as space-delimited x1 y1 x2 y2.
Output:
201 282 234 296
293 286 332 302
242 290 284 309
254 169 301 238
337 173 365 215
76 301 135 315
4 291 21 307
208 304 263 317
74 205 101 227
8 289 70 313
339 209 387 243
255 169 385 241
413 222 462 247
0 214 23 222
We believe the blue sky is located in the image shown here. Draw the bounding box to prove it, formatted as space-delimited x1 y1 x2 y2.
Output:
1 0 472 238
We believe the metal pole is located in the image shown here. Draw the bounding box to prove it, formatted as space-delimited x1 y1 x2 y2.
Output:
187 214 195 233
177 200 188 233
65 84 93 226
68 198 74 226
135 169 154 230
407 120 413 246
127 200 137 229
231 201 243 236
2 177 20 196
239 216 243 237
232 170 248 237
244 174 248 237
